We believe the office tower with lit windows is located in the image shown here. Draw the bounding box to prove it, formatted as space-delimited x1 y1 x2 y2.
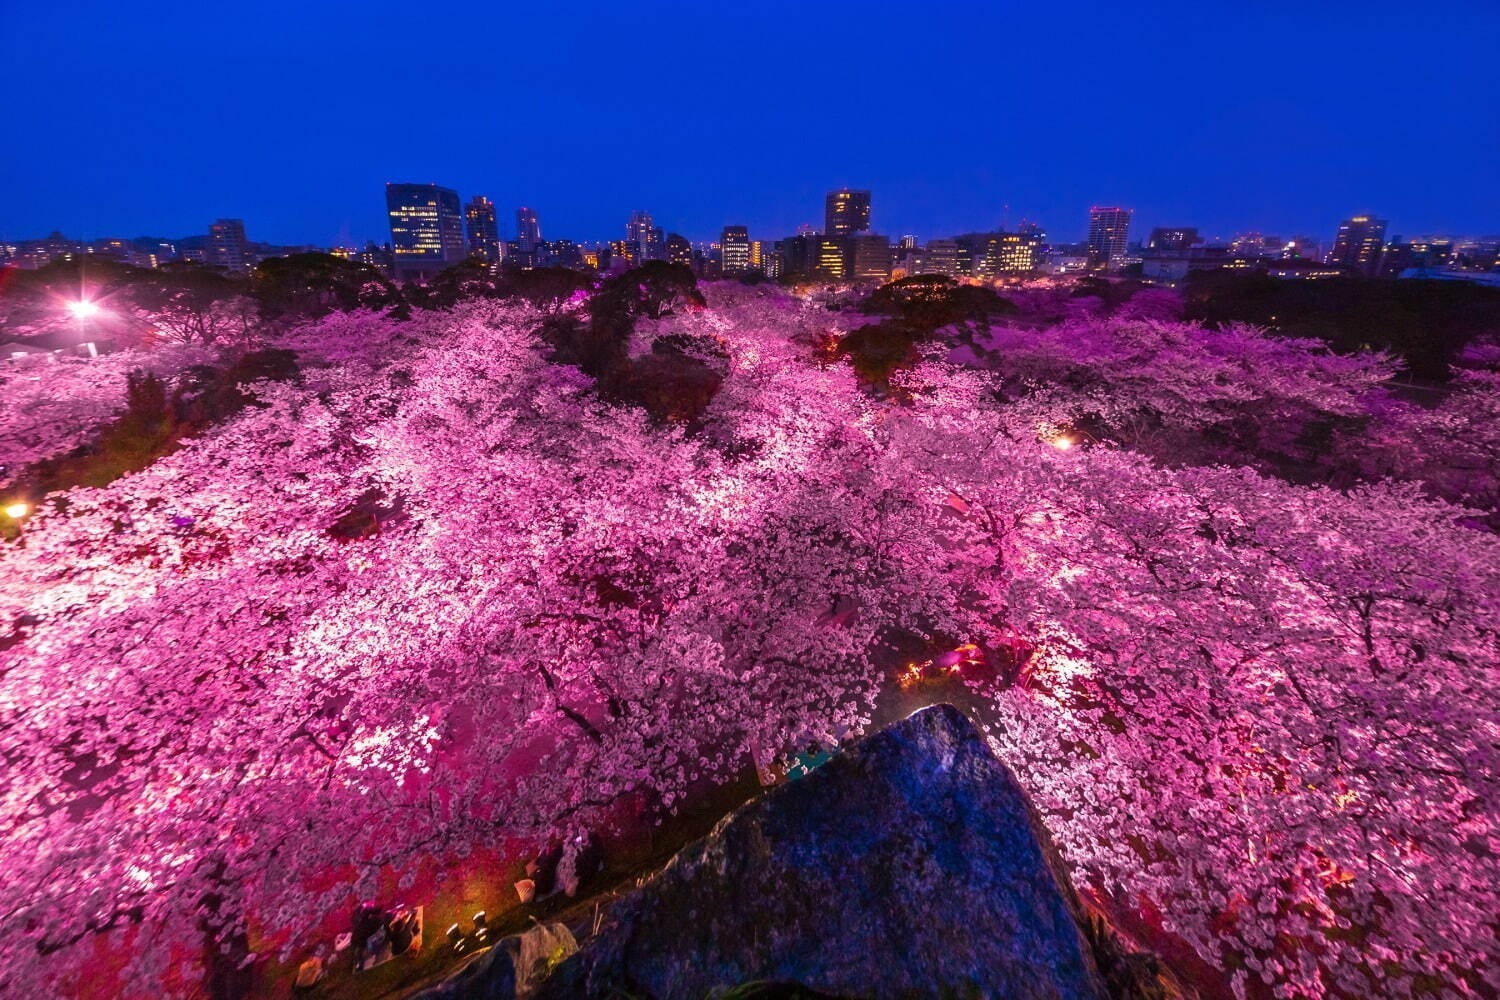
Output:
825 189 872 237
665 233 693 267
721 226 751 275
207 218 251 273
1327 214 1387 276
922 239 960 277
815 235 847 278
626 211 664 261
515 206 542 252
848 234 892 282
1086 207 1132 267
988 232 1041 274
385 183 466 280
465 195 502 264
1146 227 1201 252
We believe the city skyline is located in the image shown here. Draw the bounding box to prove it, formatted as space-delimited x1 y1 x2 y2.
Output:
3 1 1496 247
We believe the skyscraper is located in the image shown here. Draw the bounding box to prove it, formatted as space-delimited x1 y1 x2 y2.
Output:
515 206 542 253
465 195 502 264
625 212 665 263
206 218 251 273
385 183 466 280
825 189 872 237
721 226 751 275
1327 215 1387 276
1086 207 1133 267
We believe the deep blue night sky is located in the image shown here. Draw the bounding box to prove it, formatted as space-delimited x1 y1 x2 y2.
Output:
3 0 1495 247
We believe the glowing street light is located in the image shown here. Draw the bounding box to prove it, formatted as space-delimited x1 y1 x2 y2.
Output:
3 501 29 519
67 300 101 320
1050 435 1074 450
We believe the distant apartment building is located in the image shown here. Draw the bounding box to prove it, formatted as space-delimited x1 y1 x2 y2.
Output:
207 218 251 273
1086 207 1133 267
509 206 543 267
721 226 751 275
465 195 502 264
1327 214 1387 276
627 211 664 262
665 233 693 267
385 183 466 280
825 189 872 237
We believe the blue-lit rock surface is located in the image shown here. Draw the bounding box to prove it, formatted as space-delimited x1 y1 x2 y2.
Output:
525 703 1106 999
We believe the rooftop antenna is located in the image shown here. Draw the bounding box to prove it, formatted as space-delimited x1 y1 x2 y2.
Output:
1002 204 1011 232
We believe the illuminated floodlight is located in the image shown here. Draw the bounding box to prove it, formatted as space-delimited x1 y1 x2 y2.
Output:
67 300 101 320
1050 436 1075 450
3 501 29 519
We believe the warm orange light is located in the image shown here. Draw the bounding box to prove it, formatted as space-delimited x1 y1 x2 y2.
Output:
3 502 29 519
1050 436 1074 450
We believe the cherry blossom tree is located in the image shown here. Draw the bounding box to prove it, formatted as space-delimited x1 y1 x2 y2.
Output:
1 287 1494 1000
0 344 215 485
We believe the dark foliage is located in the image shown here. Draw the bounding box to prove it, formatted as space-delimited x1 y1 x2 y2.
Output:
252 253 405 322
1184 271 1500 380
592 262 705 323
837 321 922 390
860 274 1017 333
404 259 502 311
500 266 593 314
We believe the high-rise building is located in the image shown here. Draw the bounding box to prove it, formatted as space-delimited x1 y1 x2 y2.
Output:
515 206 542 252
386 183 466 279
721 226 751 275
988 232 1042 274
465 195 502 264
1086 207 1133 267
780 234 819 278
899 234 919 250
922 239 960 277
825 189 872 237
665 233 694 268
1146 227 1201 252
956 232 1042 277
760 243 784 280
815 236 847 279
848 234 892 282
207 218 251 273
1327 214 1387 276
626 211 664 260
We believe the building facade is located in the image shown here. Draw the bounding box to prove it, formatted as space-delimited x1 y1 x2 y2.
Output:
1086 207 1133 267
207 218 251 273
465 195 502 264
1146 227 1201 252
825 189 872 237
721 226 751 275
386 183 466 280
1327 215 1387 276
847 234 892 282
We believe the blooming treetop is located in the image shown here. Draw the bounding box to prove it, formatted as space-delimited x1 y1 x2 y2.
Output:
1 289 1495 998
